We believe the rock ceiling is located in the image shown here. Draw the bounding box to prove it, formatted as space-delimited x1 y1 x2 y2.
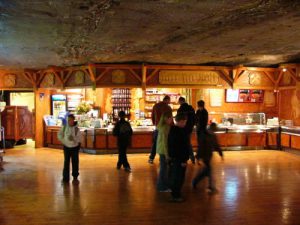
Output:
1 0 300 69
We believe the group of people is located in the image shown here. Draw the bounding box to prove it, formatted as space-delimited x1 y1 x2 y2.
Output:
150 95 224 202
57 95 223 202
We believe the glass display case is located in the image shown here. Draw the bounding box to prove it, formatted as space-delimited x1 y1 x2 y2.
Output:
220 112 266 125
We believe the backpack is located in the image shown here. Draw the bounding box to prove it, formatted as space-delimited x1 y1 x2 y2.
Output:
119 122 132 136
187 105 196 126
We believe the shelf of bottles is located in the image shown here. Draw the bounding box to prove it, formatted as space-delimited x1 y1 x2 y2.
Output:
112 88 131 121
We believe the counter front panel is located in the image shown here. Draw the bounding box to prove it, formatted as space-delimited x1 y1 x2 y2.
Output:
45 125 279 154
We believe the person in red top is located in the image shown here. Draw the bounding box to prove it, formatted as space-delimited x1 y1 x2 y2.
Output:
148 95 172 164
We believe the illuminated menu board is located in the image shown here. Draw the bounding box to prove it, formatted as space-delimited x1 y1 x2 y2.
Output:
226 89 264 103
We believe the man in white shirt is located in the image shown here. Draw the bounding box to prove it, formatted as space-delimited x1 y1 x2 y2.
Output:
58 114 82 183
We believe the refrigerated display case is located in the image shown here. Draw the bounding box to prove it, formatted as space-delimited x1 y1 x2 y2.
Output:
51 94 67 118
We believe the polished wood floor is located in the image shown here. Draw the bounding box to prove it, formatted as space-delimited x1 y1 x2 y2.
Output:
1 143 300 225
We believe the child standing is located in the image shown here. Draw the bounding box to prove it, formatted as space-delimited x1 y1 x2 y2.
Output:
156 112 173 192
192 123 224 193
113 111 133 172
168 113 190 202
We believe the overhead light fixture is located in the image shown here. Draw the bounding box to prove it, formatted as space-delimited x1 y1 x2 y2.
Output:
282 68 287 72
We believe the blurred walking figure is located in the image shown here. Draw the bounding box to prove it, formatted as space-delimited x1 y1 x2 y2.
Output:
113 111 133 172
192 123 224 193
195 100 208 153
148 95 172 164
177 96 196 164
156 112 173 192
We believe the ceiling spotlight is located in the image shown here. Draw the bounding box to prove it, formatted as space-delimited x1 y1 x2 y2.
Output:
282 68 287 72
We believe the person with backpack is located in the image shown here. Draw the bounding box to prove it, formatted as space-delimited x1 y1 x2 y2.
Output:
177 97 196 164
113 110 133 172
57 114 82 183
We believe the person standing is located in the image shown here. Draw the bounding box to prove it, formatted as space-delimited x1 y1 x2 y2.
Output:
195 100 208 155
58 114 82 183
177 96 196 164
168 113 190 202
113 111 133 172
192 123 224 193
156 112 173 192
148 95 172 164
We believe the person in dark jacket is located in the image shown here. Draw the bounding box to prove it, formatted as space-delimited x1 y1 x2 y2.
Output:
192 123 224 193
177 96 196 164
195 100 209 158
113 111 133 172
168 113 190 202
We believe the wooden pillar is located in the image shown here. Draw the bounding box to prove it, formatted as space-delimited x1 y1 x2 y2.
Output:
34 89 51 148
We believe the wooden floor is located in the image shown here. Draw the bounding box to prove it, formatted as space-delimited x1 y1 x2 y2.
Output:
1 144 300 225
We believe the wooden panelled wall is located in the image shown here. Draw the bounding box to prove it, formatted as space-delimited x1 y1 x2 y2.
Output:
1 63 300 147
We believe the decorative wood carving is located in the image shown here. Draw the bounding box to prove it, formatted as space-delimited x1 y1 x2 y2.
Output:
248 72 262 86
4 74 16 87
111 70 126 84
44 73 55 87
74 70 85 84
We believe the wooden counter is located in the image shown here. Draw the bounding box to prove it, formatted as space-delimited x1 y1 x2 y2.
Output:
46 126 154 154
280 126 300 151
45 125 276 154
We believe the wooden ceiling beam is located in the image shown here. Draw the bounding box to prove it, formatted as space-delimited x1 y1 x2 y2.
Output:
52 71 64 87
146 69 159 82
264 71 276 84
92 64 141 70
220 69 233 82
22 72 35 86
287 68 299 82
217 70 233 87
96 68 109 82
36 71 46 87
128 69 142 82
239 67 276 72
275 70 284 86
145 64 231 71
142 64 147 90
87 65 96 83
63 70 73 83
233 69 245 83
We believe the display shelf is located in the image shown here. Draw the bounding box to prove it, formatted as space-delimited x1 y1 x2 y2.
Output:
144 89 181 118
112 88 131 121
